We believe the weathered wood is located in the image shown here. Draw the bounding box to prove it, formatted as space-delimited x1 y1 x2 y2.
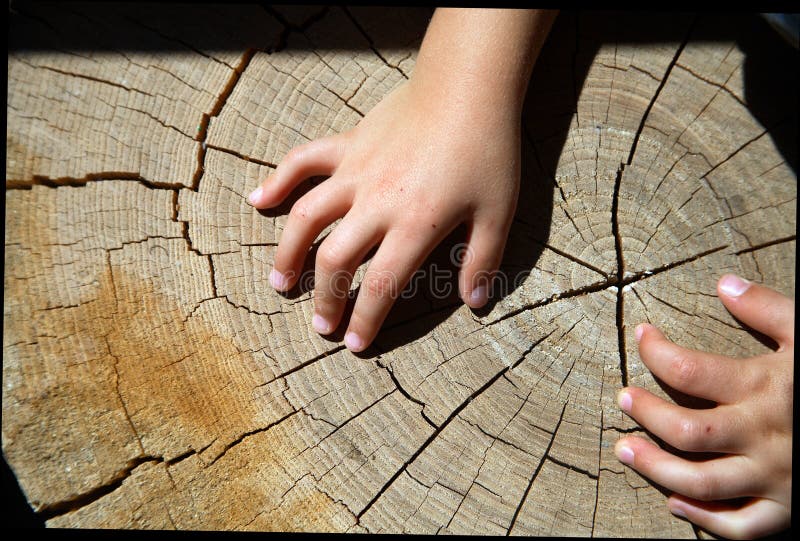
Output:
4 5 796 536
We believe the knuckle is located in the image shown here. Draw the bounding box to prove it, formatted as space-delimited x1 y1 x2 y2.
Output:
284 144 307 163
316 241 347 272
676 418 703 450
315 269 351 305
747 366 771 394
670 353 698 386
690 469 717 501
362 270 398 300
732 519 760 541
289 197 315 224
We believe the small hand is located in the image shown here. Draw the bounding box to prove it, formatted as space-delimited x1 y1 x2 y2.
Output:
247 80 520 351
615 274 793 539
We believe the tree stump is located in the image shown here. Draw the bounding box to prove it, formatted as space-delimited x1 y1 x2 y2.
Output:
5 5 796 536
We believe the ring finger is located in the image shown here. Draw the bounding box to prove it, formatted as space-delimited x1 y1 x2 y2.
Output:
312 212 384 335
617 387 746 453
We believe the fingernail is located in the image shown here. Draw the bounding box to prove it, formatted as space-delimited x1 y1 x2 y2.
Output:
618 390 632 413
669 504 687 519
269 268 288 291
719 274 751 297
312 314 331 334
247 187 263 206
469 285 488 308
344 332 364 352
635 324 646 342
616 445 634 465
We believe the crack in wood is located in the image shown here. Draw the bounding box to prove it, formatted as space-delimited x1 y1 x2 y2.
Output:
16 59 154 97
513 217 609 278
545 455 598 480
341 6 410 80
324 85 366 118
463 418 535 459
675 61 746 108
611 20 697 388
6 172 182 190
734 234 796 255
355 330 554 522
312 389 397 450
191 47 256 193
255 346 348 389
204 410 300 468
646 291 697 319
374 355 437 429
6 7 796 534
701 126 771 181
205 143 278 168
35 456 161 521
702 196 797 229
506 401 568 535
120 14 236 70
115 103 195 140
482 278 613 328
591 410 603 536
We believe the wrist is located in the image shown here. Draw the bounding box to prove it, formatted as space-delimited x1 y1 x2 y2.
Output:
405 71 525 134
409 64 526 121
409 8 556 118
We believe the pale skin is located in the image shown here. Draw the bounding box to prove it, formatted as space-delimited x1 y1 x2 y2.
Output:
248 8 558 351
617 274 793 539
248 9 792 538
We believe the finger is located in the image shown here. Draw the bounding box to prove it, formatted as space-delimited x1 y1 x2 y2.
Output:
248 135 347 208
614 436 760 502
345 229 440 351
635 323 746 404
270 180 353 291
311 213 384 336
668 495 789 540
717 274 795 348
457 218 509 309
617 387 745 453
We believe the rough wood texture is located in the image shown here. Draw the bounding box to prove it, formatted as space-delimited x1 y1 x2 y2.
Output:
4 5 796 535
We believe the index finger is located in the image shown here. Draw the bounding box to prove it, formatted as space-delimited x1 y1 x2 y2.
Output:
635 323 748 404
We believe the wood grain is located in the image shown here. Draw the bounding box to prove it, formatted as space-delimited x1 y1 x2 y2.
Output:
4 6 795 536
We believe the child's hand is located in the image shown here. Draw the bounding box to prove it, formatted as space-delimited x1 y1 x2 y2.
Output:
247 79 520 352
247 9 556 352
615 274 793 539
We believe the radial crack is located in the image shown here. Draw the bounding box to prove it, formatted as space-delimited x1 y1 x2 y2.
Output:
256 345 348 389
36 456 161 521
341 6 409 80
482 277 613 327
356 330 553 521
626 18 695 165
734 234 796 255
204 410 299 467
591 410 604 536
374 357 437 429
506 401 568 535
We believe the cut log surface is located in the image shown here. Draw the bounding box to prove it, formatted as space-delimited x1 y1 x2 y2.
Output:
4 5 796 536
